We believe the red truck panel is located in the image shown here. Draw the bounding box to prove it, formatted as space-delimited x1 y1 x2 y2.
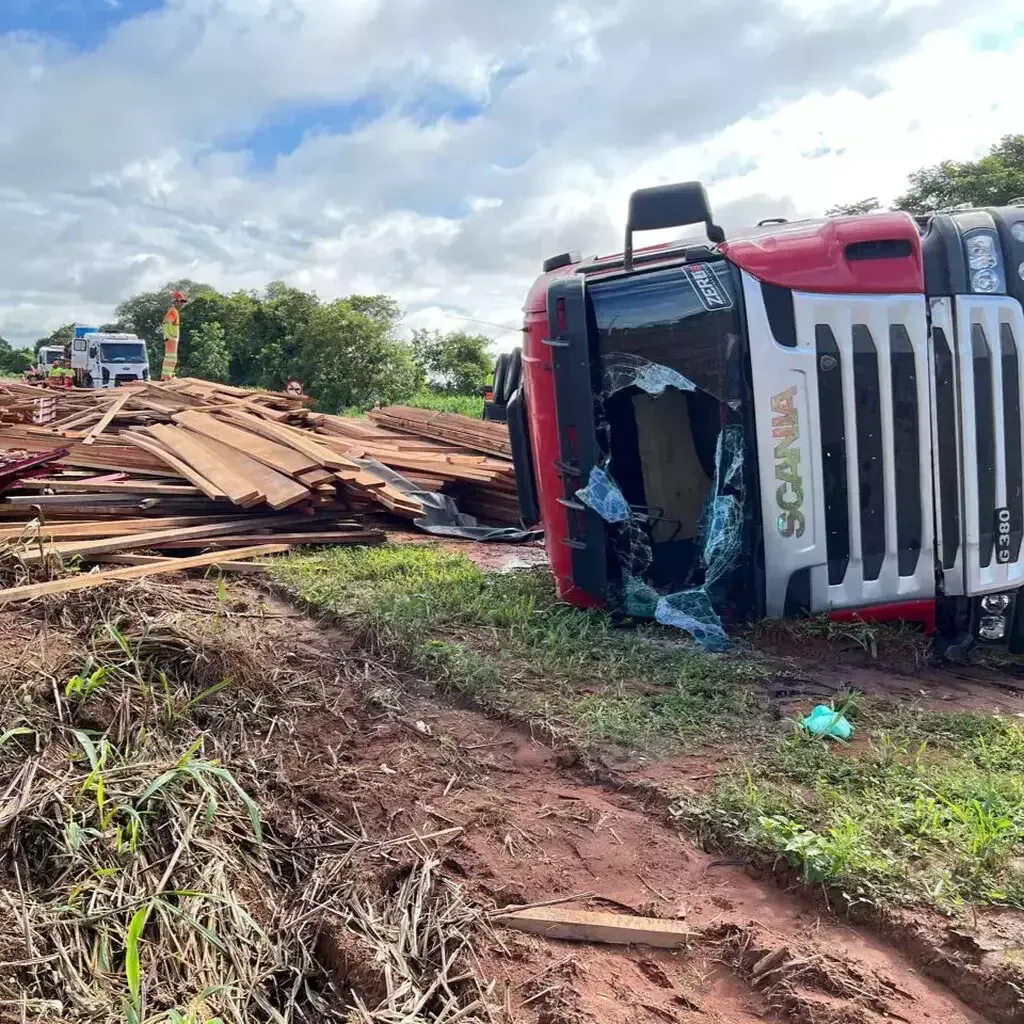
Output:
721 212 924 294
523 267 601 607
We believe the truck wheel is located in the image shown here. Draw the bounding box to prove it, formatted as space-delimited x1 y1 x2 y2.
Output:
492 353 510 407
505 347 523 400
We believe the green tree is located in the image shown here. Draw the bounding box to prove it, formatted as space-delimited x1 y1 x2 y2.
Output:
895 134 1024 214
0 338 33 375
114 279 214 371
826 197 882 217
296 300 423 413
34 324 74 354
180 321 230 382
412 328 493 394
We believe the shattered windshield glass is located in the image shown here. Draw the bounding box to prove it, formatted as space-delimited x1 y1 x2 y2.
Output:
578 262 758 650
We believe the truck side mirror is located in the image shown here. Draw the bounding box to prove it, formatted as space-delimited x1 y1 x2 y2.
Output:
624 181 725 270
89 346 97 358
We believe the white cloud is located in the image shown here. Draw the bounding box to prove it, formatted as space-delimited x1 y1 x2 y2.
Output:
0 0 1020 348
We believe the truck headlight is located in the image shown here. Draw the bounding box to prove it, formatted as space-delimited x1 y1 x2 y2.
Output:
979 615 1007 641
1012 221 1024 243
972 269 1000 293
964 230 1005 294
982 593 1010 613
967 234 998 270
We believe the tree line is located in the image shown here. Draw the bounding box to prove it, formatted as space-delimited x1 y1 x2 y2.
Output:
22 284 493 414
5 134 1023 407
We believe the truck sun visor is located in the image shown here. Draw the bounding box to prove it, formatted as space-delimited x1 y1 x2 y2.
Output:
576 354 747 652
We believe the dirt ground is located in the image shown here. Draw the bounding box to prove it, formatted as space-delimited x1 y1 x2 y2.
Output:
7 570 1024 1024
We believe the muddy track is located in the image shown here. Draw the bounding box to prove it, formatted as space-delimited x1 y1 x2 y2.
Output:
236 582 1008 1024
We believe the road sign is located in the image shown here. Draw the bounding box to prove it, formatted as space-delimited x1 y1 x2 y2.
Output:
285 379 304 397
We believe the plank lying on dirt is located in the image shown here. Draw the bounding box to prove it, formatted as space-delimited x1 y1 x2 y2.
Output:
490 907 695 948
0 543 290 605
90 553 276 574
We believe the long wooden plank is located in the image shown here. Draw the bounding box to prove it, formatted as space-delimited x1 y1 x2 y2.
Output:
90 553 275 574
19 516 285 563
0 516 231 540
82 392 131 444
173 410 317 477
491 907 694 949
121 432 228 501
218 408 357 471
143 531 385 549
15 479 202 496
178 429 310 510
0 543 291 605
144 424 263 506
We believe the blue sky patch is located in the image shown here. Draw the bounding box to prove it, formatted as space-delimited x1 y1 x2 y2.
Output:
232 96 388 172
0 0 165 51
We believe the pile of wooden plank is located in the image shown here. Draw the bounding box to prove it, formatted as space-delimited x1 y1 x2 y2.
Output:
0 380 521 600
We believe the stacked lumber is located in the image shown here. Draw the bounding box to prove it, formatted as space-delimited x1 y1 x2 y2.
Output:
0 380 520 538
368 406 512 459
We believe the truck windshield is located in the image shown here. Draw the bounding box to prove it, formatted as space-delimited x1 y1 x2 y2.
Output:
580 260 759 645
43 350 62 365
100 343 146 363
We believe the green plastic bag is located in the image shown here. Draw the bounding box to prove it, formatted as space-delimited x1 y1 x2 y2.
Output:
801 704 853 740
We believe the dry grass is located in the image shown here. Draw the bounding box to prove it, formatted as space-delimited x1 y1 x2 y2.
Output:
0 565 494 1023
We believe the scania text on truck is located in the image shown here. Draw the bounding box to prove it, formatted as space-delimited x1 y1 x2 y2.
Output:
504 181 1024 655
70 325 151 388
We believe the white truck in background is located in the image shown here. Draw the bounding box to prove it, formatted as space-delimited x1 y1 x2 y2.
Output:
35 346 66 377
71 325 151 388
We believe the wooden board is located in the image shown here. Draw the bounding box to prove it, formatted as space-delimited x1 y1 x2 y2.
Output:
178 429 310 510
89 553 276 574
173 410 318 477
82 392 131 444
491 907 694 948
141 530 385 549
143 424 263 506
19 515 285 563
121 432 228 501
0 543 291 605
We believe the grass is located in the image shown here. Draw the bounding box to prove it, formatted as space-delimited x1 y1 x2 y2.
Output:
403 390 486 418
685 703 1024 911
1 578 492 1023
273 543 1024 915
342 391 486 419
271 544 763 751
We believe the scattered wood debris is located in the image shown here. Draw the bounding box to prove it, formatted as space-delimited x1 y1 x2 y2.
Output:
0 379 519 602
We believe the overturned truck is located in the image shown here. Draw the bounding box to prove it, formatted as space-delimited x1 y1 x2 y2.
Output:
505 182 1024 653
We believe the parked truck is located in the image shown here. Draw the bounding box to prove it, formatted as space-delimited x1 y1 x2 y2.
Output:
506 181 1024 655
70 325 151 388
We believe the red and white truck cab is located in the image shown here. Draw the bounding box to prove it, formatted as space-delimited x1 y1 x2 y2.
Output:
505 182 1024 653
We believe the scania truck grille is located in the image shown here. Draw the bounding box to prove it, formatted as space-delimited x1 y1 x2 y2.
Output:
930 296 1024 596
746 276 936 616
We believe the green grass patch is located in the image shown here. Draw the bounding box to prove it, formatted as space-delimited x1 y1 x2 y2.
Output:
272 544 1024 913
403 390 486 417
689 701 1024 910
270 544 763 749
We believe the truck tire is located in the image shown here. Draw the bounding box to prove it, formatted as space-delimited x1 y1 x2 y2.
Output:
492 353 510 407
504 347 523 401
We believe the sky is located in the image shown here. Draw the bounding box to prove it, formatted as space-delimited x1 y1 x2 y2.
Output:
1 0 1023 350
